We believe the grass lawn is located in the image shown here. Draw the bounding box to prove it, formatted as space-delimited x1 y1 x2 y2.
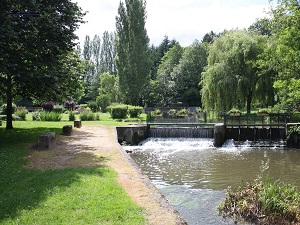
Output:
0 120 146 225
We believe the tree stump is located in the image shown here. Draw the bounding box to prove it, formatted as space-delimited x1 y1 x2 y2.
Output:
37 132 56 150
63 125 72 136
74 120 82 128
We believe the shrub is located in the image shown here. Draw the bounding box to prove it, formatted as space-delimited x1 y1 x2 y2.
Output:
69 111 75 121
14 107 27 121
176 108 188 116
87 101 98 113
80 109 95 121
64 100 76 111
1 103 17 114
41 102 54 111
128 106 143 118
290 112 300 123
95 113 100 121
32 111 40 121
0 115 6 120
39 111 62 121
96 94 110 113
108 105 128 119
150 109 162 117
53 104 64 113
167 109 177 117
228 107 241 114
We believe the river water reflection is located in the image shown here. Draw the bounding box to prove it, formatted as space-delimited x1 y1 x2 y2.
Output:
125 138 300 225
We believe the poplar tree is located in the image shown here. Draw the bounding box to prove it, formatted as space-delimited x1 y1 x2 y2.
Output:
115 0 151 105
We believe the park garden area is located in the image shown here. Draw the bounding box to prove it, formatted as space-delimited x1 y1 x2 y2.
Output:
0 110 148 224
1 0 300 224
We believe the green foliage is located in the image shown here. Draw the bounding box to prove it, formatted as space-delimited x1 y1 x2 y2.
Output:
116 0 151 105
69 111 76 121
80 109 96 121
87 101 98 112
96 94 110 113
201 30 270 112
0 1 85 129
14 107 27 121
290 112 300 123
260 177 300 221
219 176 300 224
1 103 16 114
176 108 188 116
98 72 117 103
32 111 40 121
128 106 143 118
172 41 207 106
258 108 269 114
108 105 128 119
39 112 62 122
167 109 177 117
268 0 300 111
155 44 183 105
150 109 162 117
228 108 241 114
53 105 64 113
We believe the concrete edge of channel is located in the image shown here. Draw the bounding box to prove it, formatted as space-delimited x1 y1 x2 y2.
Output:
114 128 187 225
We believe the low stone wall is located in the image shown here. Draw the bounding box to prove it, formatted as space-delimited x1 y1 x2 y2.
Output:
116 125 149 145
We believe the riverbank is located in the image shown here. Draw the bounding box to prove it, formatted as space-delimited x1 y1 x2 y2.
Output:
25 125 186 225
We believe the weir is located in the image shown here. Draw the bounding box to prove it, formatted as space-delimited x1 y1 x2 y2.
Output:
116 111 299 147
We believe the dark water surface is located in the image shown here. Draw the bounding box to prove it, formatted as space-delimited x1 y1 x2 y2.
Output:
124 138 300 225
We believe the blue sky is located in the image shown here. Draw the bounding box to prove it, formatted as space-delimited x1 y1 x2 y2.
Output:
73 0 272 47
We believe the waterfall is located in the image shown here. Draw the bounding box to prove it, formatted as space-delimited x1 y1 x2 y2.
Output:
149 127 214 138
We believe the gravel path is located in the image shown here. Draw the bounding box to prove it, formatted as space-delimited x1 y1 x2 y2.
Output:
26 125 186 225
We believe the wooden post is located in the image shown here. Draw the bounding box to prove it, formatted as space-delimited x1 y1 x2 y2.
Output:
74 120 82 128
63 125 72 136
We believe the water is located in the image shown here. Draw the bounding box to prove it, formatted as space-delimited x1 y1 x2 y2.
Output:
124 138 300 225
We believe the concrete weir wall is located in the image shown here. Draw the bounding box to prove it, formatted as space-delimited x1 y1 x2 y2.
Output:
116 125 149 145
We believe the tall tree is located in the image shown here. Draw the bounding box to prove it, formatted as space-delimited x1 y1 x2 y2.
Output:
201 30 270 112
268 0 300 110
100 31 116 75
0 0 85 129
172 40 208 106
149 36 178 80
156 44 183 105
115 0 151 105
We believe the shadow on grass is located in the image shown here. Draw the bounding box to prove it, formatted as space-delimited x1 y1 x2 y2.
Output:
0 126 109 221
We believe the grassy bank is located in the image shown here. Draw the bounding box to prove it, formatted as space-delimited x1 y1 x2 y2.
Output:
0 121 146 225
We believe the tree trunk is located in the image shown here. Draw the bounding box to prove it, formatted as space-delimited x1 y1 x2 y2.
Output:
6 73 13 129
246 92 252 114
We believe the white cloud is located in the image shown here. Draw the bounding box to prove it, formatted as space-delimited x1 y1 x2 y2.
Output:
73 0 270 47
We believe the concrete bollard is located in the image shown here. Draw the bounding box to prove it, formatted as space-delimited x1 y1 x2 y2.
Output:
214 123 226 147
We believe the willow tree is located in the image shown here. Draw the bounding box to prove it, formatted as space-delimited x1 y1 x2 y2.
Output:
201 30 270 112
115 0 151 105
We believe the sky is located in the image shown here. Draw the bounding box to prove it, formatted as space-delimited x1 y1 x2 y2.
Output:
72 0 272 47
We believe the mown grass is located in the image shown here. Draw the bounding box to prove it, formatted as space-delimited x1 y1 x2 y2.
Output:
0 121 146 225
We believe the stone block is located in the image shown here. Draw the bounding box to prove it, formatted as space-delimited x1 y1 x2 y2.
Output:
37 132 56 150
63 125 72 136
